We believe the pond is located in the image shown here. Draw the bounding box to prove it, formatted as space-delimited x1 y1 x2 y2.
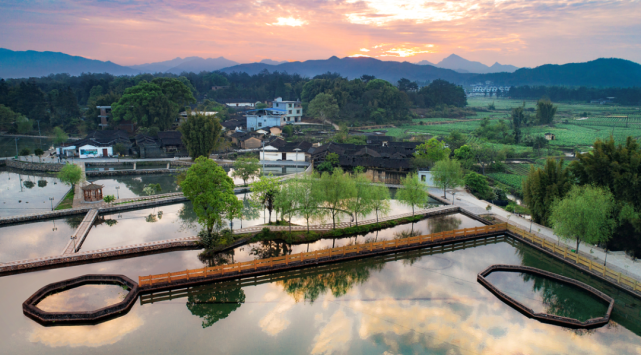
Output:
0 167 71 218
76 196 447 253
35 284 128 313
0 216 81 263
485 271 610 322
89 166 306 199
2 234 641 354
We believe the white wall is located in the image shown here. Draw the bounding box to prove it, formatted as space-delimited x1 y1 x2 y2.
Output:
285 152 305 161
418 171 435 187
260 151 282 161
79 145 112 159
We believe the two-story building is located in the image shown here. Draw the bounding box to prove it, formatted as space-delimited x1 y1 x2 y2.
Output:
272 97 303 123
246 108 286 131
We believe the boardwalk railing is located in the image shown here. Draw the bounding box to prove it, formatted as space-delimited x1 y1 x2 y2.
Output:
507 224 641 293
139 223 508 287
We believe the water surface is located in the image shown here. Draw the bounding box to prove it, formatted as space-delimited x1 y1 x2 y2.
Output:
0 168 71 217
36 284 127 312
0 217 81 262
485 271 610 322
2 237 641 354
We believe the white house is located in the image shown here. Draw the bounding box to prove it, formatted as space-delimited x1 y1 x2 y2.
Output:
259 141 311 162
246 108 286 131
418 170 435 187
79 145 113 159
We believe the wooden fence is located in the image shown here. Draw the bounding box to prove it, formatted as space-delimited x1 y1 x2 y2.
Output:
139 223 507 287
507 224 641 293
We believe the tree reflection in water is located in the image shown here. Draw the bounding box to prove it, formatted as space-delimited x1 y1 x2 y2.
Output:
177 203 198 232
279 259 385 303
513 243 610 324
428 215 462 234
199 249 235 267
250 240 292 260
186 284 246 329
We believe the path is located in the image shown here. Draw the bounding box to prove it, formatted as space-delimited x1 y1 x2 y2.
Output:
61 209 98 254
435 186 641 280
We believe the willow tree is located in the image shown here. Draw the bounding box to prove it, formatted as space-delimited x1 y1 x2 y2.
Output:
251 175 280 223
293 172 322 233
370 183 391 223
318 168 356 229
549 185 615 253
431 157 464 198
346 173 376 226
396 173 428 216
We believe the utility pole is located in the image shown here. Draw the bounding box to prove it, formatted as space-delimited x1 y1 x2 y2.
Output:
36 120 41 136
49 197 54 211
14 137 19 158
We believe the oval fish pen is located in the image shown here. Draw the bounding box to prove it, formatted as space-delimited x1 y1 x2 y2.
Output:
22 274 138 326
477 264 615 329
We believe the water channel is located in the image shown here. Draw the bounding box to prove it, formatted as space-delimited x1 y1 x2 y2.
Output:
2 224 641 354
0 167 71 218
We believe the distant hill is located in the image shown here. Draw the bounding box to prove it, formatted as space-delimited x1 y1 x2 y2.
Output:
129 57 198 73
475 58 641 87
219 56 468 83
165 57 239 74
436 54 519 74
0 48 138 79
259 59 288 65
416 60 436 66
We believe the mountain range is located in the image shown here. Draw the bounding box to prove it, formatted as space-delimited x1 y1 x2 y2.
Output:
417 54 519 73
1 48 639 87
0 48 138 78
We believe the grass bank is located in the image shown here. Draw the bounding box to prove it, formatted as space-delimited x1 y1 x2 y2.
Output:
54 189 74 210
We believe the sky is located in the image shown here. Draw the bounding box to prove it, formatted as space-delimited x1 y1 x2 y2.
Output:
1 0 640 67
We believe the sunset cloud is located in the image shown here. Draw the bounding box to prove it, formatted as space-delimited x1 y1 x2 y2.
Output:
0 0 639 67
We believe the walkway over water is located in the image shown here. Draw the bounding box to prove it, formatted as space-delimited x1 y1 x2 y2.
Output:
138 220 641 299
61 209 98 254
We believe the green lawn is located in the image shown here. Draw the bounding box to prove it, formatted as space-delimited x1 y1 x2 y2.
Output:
55 188 75 210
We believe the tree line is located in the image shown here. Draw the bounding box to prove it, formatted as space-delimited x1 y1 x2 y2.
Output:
509 85 641 105
523 136 641 257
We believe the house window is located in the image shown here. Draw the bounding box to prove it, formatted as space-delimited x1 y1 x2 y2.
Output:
421 175 426 182
289 110 292 114
288 103 292 108
296 110 300 114
258 123 262 127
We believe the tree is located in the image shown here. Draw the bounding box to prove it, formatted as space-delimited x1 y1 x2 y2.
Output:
179 113 223 160
346 173 375 226
318 168 356 229
431 158 464 198
58 164 83 187
223 195 243 233
523 159 571 225
511 105 525 143
445 130 467 152
19 148 31 158
34 148 44 163
413 137 451 168
464 172 492 200
103 195 115 204
282 125 294 136
396 173 428 216
550 185 615 254
180 157 236 236
274 181 297 232
293 172 322 233
239 195 260 229
0 104 21 130
307 93 339 126
251 175 281 223
417 79 467 107
111 79 196 130
16 115 33 134
113 143 127 156
232 157 261 186
536 98 557 125
51 126 68 145
453 144 474 169
143 183 162 196
370 183 391 223
316 152 340 173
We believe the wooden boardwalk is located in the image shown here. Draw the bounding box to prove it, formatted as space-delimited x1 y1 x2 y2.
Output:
139 224 507 288
62 209 98 254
